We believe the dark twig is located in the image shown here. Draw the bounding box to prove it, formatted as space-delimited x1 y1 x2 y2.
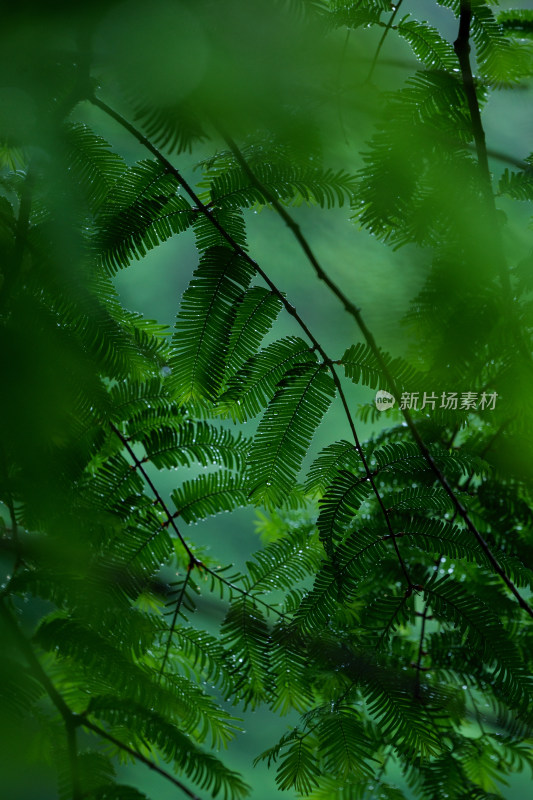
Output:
110 422 199 565
366 0 405 84
453 0 511 298
0 601 82 800
158 557 195 683
81 717 204 800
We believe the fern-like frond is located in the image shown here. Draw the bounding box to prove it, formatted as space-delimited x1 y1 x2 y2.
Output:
63 123 126 214
269 622 314 714
87 696 250 799
341 342 421 394
221 596 271 708
141 422 250 471
397 18 456 71
315 705 377 778
305 440 361 496
192 207 247 251
387 486 456 514
217 336 314 421
171 470 249 523
424 575 532 709
224 287 283 379
94 160 194 273
258 729 321 794
498 167 533 202
326 0 386 31
317 470 372 554
170 245 255 404
244 526 321 594
166 625 235 695
296 527 388 633
499 8 533 39
207 162 356 210
247 362 336 507
358 662 442 758
372 441 488 481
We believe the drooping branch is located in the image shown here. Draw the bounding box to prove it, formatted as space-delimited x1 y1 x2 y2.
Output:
81 718 204 800
92 96 532 616
366 0 405 84
110 422 199 566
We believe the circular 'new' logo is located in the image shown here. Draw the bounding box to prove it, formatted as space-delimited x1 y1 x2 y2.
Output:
375 390 396 411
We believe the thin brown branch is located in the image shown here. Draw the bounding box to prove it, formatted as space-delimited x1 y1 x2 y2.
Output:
81 717 204 800
109 422 199 566
453 0 511 298
366 0 405 84
158 558 195 683
0 601 83 799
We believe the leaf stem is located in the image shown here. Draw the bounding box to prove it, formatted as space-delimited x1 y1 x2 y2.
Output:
158 559 194 682
366 0 405 84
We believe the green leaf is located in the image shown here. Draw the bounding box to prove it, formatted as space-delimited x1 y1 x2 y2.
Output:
171 470 249 523
169 246 255 404
317 470 372 553
224 287 283 379
221 596 271 708
397 18 456 71
341 342 421 394
141 421 250 471
217 336 314 421
95 160 194 273
208 162 357 210
305 440 361 496
247 361 336 507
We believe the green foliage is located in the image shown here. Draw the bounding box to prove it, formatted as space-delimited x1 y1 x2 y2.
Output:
1 2 533 800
